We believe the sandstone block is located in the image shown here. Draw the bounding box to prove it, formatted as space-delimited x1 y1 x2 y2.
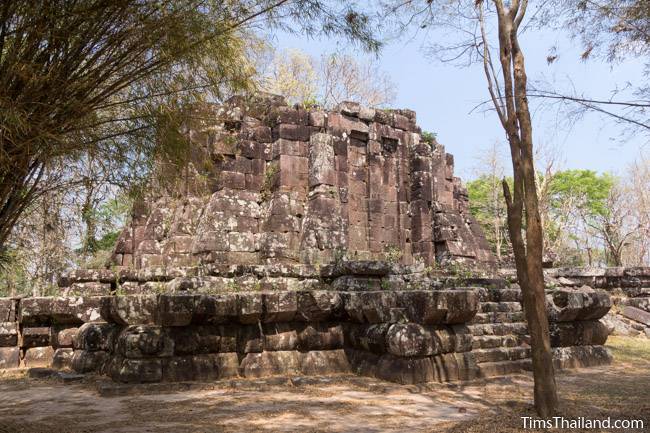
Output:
263 291 297 323
309 133 337 187
549 321 609 347
52 348 74 370
344 323 391 353
240 351 300 378
297 323 344 351
100 295 158 325
386 323 436 357
21 327 51 348
299 349 351 375
552 345 612 370
0 298 17 322
0 347 20 369
74 322 119 351
0 322 18 347
432 352 479 382
116 325 174 358
108 357 162 383
397 290 478 324
193 294 238 324
167 325 221 355
51 327 78 348
24 346 55 368
263 323 298 351
237 293 263 324
546 289 611 322
375 355 436 384
621 306 650 326
238 325 263 353
71 349 109 373
158 294 196 326
295 290 343 322
161 356 195 382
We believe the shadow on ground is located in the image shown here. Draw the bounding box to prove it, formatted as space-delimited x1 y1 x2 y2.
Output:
0 336 648 433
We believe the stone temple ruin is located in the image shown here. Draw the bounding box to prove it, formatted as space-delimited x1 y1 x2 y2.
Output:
1 94 638 385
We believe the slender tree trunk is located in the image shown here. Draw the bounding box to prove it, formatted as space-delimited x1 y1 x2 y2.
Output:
484 0 558 417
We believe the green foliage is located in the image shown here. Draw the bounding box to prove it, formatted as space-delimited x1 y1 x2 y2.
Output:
260 163 279 202
466 175 512 257
421 131 437 146
383 245 403 264
548 170 613 217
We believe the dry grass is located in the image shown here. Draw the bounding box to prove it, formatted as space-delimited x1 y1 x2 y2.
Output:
435 336 650 433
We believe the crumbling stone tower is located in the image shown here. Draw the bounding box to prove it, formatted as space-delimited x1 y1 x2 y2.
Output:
110 94 494 270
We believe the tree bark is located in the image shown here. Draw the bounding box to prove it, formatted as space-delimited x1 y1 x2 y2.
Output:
488 0 559 417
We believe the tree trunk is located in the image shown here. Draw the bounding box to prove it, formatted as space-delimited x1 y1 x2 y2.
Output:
490 0 559 418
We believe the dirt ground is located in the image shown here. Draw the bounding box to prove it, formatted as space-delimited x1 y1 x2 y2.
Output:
1 336 648 433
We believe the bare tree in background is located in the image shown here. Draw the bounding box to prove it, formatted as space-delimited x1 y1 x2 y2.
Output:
260 47 396 108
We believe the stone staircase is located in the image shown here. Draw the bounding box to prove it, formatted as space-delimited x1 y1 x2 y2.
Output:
468 286 532 377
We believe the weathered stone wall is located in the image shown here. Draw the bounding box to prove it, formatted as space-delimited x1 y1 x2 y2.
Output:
108 94 494 272
1 264 614 383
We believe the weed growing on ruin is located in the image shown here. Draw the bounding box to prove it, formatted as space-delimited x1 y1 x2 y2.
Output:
260 163 279 201
421 131 437 148
380 279 391 290
384 245 403 264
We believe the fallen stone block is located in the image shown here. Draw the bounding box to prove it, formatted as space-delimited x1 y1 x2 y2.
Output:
0 347 20 369
0 322 18 346
240 351 301 378
547 289 611 322
71 350 109 373
20 327 51 348
623 297 650 313
74 323 120 352
24 346 55 368
297 323 344 351
115 325 174 358
621 306 650 326
52 348 74 370
552 345 612 369
299 349 351 375
549 321 609 347
100 295 158 325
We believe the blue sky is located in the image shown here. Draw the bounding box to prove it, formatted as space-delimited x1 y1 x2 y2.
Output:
274 25 647 180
